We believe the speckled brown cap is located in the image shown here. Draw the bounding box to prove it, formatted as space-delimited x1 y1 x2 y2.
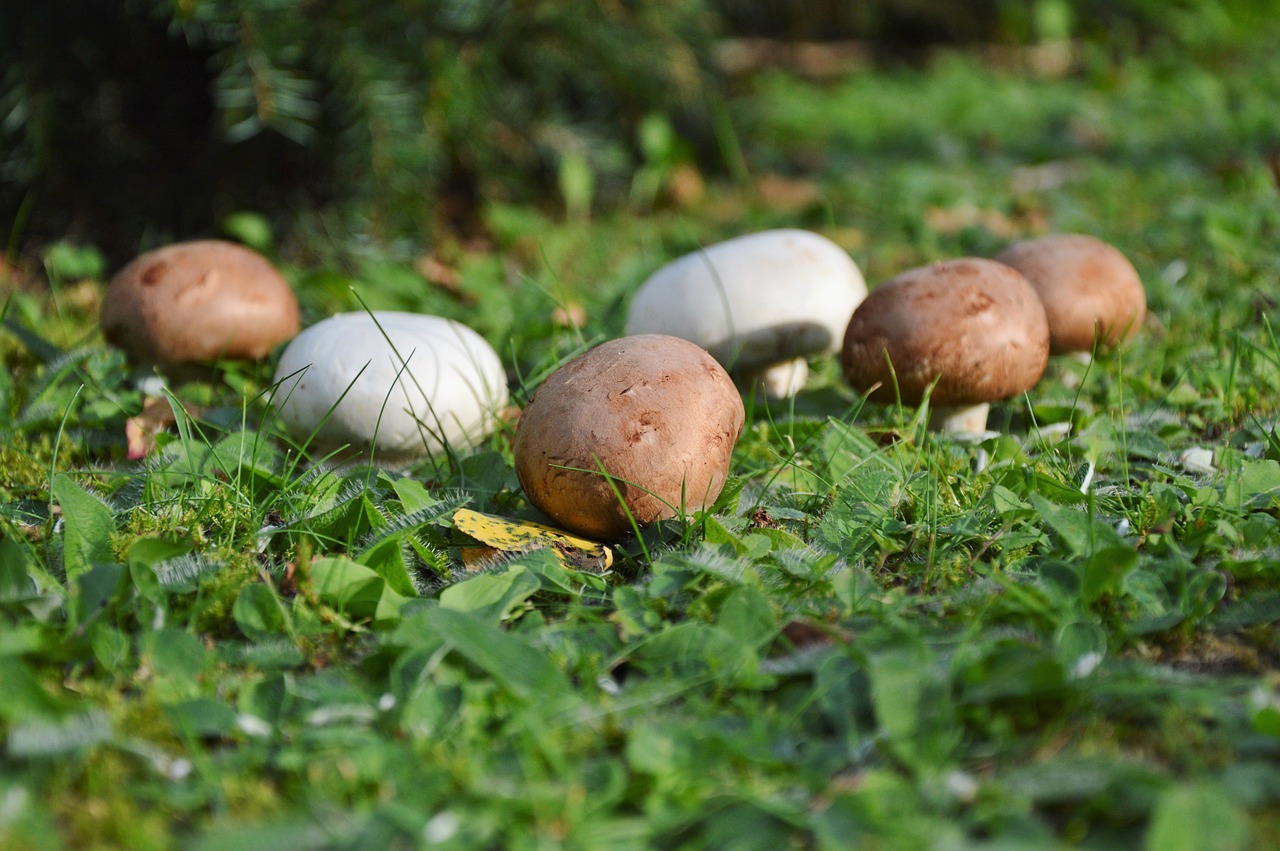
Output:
514 334 745 540
842 258 1050 406
102 240 300 368
995 234 1146 354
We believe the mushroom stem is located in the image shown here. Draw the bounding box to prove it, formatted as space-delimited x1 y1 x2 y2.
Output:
928 402 990 435
753 357 809 399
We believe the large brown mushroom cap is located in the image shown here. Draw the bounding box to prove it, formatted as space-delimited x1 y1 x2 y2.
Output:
514 334 745 540
842 258 1050 407
994 234 1146 354
101 240 300 367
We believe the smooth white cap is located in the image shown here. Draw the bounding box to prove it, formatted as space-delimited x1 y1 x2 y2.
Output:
272 312 508 458
625 229 866 389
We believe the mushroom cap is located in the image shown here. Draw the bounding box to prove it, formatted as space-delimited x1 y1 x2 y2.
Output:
994 234 1146 354
842 258 1050 407
101 240 300 367
514 334 745 540
625 229 867 374
272 311 509 459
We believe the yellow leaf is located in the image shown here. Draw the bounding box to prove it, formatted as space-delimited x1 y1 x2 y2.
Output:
453 509 613 572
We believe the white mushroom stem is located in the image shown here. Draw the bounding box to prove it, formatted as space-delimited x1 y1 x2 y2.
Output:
753 357 809 399
929 402 990 435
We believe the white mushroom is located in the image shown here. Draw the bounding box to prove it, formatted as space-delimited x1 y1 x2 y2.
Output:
272 312 508 461
625 229 867 397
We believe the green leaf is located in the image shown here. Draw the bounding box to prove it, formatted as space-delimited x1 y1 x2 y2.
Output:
424 607 572 701
356 534 418 598
703 515 749 557
0 623 46 657
1210 590 1280 629
630 623 758 685
391 477 438 513
955 639 1068 703
1183 570 1227 621
6 711 112 757
867 643 958 767
1003 756 1137 804
73 563 126 628
990 484 1031 515
0 659 68 722
1055 621 1107 678
1233 458 1280 506
1025 470 1088 505
1031 495 1126 557
191 820 334 851
1252 701 1280 737
717 585 776 649
1145 783 1251 851
819 418 882 483
840 462 898 505
238 675 287 726
43 240 105 280
53 473 116 580
558 149 595 220
234 583 287 641
90 622 130 674
127 560 165 610
0 538 36 600
144 629 208 684
125 536 187 607
1 317 63 363
165 698 238 737
834 564 882 614
439 565 540 622
814 654 871 737
221 211 276 255
375 586 410 625
1081 545 1140 603
311 557 384 619
512 547 579 596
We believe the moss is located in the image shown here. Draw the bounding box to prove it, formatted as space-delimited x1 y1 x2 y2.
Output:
0 436 55 498
189 550 260 638
47 749 175 851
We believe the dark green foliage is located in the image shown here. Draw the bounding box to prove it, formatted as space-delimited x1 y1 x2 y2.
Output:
8 0 1278 266
714 0 1280 52
2 0 719 262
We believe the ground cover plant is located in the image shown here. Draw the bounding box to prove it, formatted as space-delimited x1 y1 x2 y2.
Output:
3 38 1280 850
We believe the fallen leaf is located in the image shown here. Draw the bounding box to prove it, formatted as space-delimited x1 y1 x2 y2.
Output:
414 255 476 304
665 163 706 206
460 545 502 571
755 173 823 211
453 508 612 572
126 396 204 460
551 302 587 328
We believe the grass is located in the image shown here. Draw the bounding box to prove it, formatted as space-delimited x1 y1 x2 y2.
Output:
3 44 1280 849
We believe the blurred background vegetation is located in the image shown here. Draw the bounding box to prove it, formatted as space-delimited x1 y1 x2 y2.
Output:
2 0 1277 267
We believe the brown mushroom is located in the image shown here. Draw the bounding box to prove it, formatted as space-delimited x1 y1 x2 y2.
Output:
842 258 1050 434
514 334 745 540
101 240 300 369
994 234 1146 355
